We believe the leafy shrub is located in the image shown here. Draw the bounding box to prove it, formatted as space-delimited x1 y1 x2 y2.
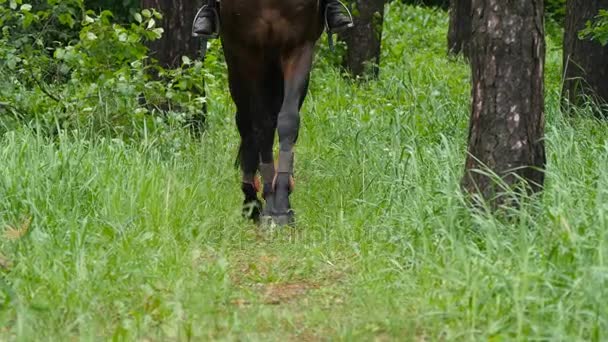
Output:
580 9 608 46
0 0 212 139
398 0 448 9
546 0 566 23
85 0 138 23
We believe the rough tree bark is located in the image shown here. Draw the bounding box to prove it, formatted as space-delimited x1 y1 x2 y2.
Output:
562 0 608 109
462 0 546 203
342 0 386 78
448 0 472 57
141 0 202 68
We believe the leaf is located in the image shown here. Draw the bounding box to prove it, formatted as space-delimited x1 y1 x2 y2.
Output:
54 48 65 59
58 12 76 28
152 28 164 38
86 32 98 41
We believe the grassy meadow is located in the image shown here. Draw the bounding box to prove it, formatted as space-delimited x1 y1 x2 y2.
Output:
1 3 607 340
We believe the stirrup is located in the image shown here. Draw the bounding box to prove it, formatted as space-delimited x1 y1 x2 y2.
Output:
192 5 220 40
324 1 354 51
192 3 220 61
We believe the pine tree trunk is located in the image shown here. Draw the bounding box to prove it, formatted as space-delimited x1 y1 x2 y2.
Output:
462 0 546 203
562 0 608 110
342 0 385 78
141 0 202 68
447 0 472 57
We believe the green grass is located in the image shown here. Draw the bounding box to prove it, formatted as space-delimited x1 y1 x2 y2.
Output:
1 3 608 341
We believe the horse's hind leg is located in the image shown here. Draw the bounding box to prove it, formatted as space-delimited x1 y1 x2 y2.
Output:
225 51 265 222
258 71 282 224
273 44 315 226
258 121 277 224
236 112 263 221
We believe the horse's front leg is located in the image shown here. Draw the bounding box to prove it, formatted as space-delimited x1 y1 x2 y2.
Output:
273 44 314 226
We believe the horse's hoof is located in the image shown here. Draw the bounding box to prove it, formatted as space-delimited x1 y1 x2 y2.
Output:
259 215 274 228
271 211 295 227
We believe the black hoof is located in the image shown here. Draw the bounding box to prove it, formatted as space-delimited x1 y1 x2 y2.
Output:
271 211 295 227
259 215 274 228
258 210 295 229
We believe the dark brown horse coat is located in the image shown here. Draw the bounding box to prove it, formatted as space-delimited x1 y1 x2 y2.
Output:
219 0 324 225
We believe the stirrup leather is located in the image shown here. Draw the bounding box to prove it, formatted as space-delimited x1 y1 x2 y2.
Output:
324 0 354 51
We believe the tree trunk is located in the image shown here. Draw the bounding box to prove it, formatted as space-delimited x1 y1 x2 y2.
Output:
562 0 608 110
141 0 206 133
462 0 546 204
402 0 449 9
342 0 386 78
141 0 202 68
447 0 472 57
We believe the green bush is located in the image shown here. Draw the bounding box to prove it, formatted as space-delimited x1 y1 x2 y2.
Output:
85 0 138 23
399 0 448 9
580 9 608 46
0 0 212 139
546 0 566 23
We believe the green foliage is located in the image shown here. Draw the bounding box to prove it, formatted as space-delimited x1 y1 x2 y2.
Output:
53 9 163 82
396 0 565 23
0 4 607 340
0 1 213 138
580 9 608 46
85 0 138 23
546 0 566 23
398 0 448 9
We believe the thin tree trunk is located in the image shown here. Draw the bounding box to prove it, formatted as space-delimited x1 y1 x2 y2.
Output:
141 0 202 68
462 0 546 204
562 0 608 110
342 0 385 78
448 0 472 57
141 0 206 133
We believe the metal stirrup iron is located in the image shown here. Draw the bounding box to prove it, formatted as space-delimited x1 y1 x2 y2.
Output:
192 4 220 39
192 2 220 60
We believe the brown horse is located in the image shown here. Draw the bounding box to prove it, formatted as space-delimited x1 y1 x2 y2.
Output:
219 0 324 226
